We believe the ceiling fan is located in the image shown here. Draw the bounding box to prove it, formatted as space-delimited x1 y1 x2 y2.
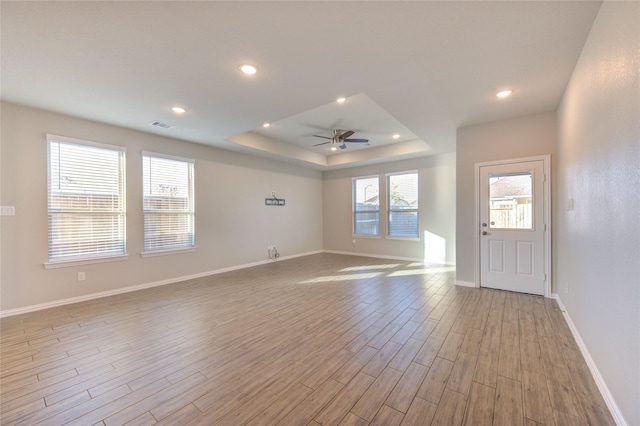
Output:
313 129 369 150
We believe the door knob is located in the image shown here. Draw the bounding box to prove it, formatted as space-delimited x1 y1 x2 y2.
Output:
482 231 488 235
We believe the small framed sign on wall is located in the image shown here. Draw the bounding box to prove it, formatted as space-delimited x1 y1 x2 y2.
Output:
265 197 285 206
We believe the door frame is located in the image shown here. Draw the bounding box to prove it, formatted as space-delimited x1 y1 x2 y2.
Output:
474 155 552 297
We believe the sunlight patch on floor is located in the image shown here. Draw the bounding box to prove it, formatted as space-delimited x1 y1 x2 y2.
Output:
299 272 384 283
339 264 400 272
387 265 455 276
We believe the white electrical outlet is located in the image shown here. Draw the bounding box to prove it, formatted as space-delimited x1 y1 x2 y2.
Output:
77 272 86 281
0 206 15 216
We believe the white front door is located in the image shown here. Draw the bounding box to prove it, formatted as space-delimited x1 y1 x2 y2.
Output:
478 158 548 295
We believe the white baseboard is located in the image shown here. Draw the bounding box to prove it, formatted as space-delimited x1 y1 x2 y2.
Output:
322 249 450 264
0 250 323 318
551 294 627 426
455 280 477 288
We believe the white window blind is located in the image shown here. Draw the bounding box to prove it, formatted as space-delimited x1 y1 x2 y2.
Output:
142 153 195 253
47 135 126 262
353 176 379 236
387 172 419 237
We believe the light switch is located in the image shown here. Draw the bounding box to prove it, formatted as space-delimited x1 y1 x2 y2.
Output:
566 198 574 211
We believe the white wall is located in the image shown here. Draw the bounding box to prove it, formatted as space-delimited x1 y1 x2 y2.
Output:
456 112 557 286
0 102 323 312
556 2 640 424
323 153 456 264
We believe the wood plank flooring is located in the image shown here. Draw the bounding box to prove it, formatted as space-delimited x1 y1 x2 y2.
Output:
0 253 615 425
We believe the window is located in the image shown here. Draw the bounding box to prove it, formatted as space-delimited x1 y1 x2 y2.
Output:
142 153 195 253
47 135 126 263
489 172 532 229
387 172 418 237
352 176 379 236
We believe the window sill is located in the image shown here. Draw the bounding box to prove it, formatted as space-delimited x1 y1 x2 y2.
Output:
352 234 381 240
140 247 196 258
385 236 421 241
44 254 129 269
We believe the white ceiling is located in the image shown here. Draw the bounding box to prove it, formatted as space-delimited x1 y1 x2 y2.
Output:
1 1 602 170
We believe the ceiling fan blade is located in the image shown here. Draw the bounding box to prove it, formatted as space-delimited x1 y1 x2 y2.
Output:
344 138 369 143
313 141 331 146
313 135 332 139
340 130 355 139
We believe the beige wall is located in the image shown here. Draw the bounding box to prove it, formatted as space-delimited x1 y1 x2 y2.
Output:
0 102 323 312
323 153 456 264
455 112 557 285
556 2 639 423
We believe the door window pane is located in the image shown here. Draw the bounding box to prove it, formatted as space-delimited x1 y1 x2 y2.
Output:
489 171 532 229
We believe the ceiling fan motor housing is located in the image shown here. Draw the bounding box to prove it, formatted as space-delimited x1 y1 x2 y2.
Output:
312 129 369 148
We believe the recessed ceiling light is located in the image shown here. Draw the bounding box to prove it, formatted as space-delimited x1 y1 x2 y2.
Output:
496 90 513 98
336 97 346 103
171 106 185 114
392 134 400 139
330 146 337 151
240 64 257 75
263 123 270 128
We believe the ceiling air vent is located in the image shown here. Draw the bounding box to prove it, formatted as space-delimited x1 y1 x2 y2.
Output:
149 121 173 129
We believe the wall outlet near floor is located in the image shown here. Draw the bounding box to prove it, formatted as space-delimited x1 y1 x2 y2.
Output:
0 206 15 216
267 245 276 251
352 240 356 246
77 272 86 281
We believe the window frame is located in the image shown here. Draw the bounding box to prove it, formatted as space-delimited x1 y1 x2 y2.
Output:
352 175 381 238
45 134 128 269
386 171 419 239
141 151 196 256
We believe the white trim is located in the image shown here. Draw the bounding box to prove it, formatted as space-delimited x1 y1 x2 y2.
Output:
47 133 126 152
455 280 477 288
551 294 627 426
352 234 381 240
44 254 129 269
1 250 322 318
141 247 196 258
474 155 551 296
385 236 421 242
142 150 194 164
323 249 425 263
385 169 418 177
351 174 379 181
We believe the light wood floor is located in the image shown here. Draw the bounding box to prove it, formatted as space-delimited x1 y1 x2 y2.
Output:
1 253 614 425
